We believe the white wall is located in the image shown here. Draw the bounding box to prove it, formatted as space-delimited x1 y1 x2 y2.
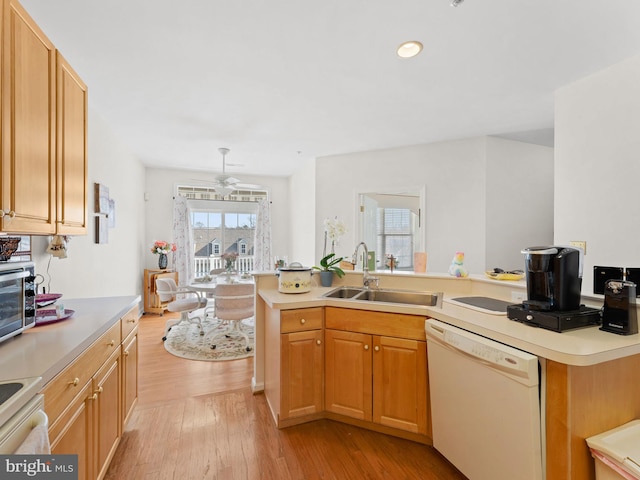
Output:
288 160 316 266
555 53 640 294
31 109 146 299
315 138 489 274
144 167 290 278
312 137 554 275
485 137 554 271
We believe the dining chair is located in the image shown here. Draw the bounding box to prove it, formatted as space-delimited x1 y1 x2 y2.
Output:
205 282 255 352
156 277 208 341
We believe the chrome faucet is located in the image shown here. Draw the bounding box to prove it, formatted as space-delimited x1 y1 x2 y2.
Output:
352 242 379 289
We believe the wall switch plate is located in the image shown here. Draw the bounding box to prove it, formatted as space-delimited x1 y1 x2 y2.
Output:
570 240 587 255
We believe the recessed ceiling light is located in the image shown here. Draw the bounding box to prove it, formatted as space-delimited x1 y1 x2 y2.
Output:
397 41 423 59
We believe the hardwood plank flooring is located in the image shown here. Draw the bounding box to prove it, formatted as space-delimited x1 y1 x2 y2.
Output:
105 313 466 479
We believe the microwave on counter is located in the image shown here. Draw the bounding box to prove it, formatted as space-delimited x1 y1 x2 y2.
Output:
0 261 36 345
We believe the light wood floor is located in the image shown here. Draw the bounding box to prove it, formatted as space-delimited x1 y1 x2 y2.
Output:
105 313 466 479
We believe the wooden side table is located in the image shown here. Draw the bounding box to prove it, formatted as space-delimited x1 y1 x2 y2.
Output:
143 269 179 314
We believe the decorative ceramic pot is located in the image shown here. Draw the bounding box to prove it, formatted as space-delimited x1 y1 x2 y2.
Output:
158 253 168 269
319 271 334 287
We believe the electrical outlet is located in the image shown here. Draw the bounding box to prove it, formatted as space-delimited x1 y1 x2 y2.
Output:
570 240 587 255
511 290 525 303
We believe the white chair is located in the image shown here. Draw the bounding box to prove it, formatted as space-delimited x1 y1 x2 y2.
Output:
157 277 208 341
203 268 225 320
205 282 255 352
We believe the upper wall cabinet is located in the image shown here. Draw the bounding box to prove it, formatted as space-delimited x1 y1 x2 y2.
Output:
0 0 87 235
56 52 88 235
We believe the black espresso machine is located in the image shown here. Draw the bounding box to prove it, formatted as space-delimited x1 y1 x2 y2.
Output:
507 246 601 332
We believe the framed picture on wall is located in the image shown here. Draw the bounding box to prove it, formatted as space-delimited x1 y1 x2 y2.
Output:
95 216 108 244
94 183 110 214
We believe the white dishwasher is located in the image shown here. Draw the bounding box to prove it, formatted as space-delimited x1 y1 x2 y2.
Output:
425 319 544 480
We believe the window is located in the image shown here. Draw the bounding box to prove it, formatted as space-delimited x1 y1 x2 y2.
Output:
359 192 422 271
376 208 416 270
177 185 267 275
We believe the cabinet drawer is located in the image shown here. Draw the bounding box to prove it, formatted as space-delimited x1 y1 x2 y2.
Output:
43 321 121 424
325 307 427 340
120 305 139 340
281 308 323 333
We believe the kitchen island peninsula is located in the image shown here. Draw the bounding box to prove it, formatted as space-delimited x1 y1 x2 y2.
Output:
254 271 640 480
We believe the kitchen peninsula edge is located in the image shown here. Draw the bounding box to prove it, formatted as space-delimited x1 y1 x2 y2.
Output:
254 271 640 480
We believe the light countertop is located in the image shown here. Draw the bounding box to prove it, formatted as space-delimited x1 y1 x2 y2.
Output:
0 296 140 385
258 285 640 366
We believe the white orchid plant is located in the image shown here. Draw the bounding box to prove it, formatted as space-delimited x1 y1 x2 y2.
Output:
322 216 346 258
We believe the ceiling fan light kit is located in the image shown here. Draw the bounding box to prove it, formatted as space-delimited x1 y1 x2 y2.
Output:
196 147 263 197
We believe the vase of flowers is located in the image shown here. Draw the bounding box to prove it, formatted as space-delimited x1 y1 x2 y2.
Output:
221 251 239 276
151 240 176 269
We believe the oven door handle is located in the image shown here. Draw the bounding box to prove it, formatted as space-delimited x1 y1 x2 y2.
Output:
1 271 30 282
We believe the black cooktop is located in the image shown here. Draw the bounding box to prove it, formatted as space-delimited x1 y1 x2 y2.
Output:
451 296 513 313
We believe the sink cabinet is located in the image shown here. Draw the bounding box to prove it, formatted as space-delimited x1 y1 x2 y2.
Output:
265 306 324 426
325 307 429 439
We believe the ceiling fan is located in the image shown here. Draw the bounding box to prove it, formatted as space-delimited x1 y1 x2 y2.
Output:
200 147 263 196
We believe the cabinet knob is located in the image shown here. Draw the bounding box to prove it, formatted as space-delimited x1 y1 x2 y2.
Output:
95 386 103 395
316 340 321 345
107 340 115 347
124 350 130 356
68 377 80 386
89 393 98 401
300 318 306 324
374 346 380 352
127 319 136 323
7 211 15 218
364 345 369 351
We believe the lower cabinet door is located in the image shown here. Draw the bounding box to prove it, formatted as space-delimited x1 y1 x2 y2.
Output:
280 329 323 419
372 335 428 435
324 329 372 421
49 382 93 480
121 331 138 427
94 350 121 480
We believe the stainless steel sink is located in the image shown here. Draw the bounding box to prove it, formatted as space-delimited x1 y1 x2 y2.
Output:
322 287 442 307
355 289 442 307
322 287 365 299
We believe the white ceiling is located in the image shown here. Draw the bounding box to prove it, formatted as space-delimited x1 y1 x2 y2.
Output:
21 0 640 177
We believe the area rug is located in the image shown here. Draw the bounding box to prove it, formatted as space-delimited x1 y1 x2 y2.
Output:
163 317 254 361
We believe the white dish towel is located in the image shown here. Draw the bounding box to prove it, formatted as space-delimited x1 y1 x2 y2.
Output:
14 423 51 455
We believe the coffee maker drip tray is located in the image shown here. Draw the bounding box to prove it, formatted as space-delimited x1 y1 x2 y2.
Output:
507 304 602 332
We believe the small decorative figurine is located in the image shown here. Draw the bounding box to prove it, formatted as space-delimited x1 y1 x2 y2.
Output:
449 251 468 278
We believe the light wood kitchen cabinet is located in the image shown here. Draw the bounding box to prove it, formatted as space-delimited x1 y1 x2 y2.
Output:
0 0 87 235
265 306 324 427
49 382 92 480
143 269 178 314
56 51 88 235
1 0 56 234
93 349 121 480
325 307 429 441
121 326 138 427
42 305 138 480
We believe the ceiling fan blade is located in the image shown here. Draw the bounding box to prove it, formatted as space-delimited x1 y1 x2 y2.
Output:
234 182 264 190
